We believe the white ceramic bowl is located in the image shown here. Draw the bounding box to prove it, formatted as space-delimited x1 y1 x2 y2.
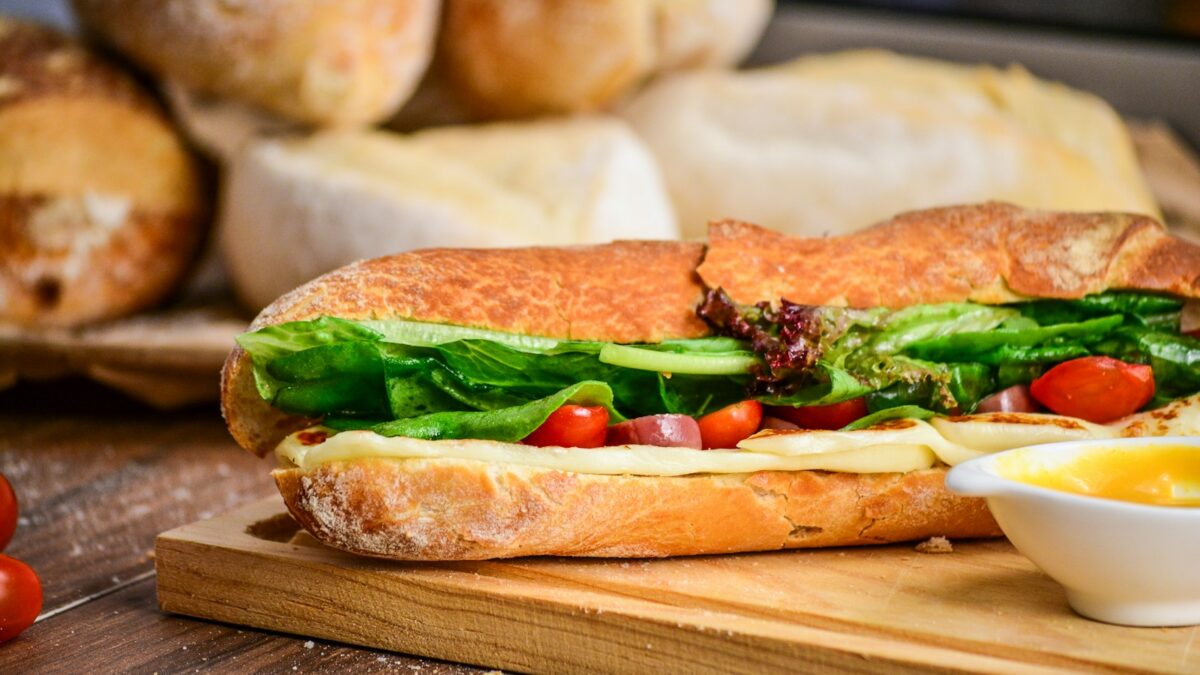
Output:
946 436 1200 627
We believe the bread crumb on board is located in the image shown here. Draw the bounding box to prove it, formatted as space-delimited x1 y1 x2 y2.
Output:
915 536 954 554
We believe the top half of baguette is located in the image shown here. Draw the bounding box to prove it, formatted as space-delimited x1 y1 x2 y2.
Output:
222 203 1200 456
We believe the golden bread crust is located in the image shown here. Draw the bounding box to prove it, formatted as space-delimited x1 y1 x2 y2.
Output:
700 203 1200 307
274 458 1000 560
222 239 706 455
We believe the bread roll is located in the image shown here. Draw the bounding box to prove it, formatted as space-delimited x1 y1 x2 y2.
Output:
72 0 440 127
219 116 678 309
620 50 1160 239
438 0 773 118
221 203 1200 559
0 18 204 327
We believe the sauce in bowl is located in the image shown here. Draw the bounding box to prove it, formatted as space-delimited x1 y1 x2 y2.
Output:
993 444 1200 507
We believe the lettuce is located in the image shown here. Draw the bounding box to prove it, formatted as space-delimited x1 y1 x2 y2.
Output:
237 292 1199 439
329 381 620 441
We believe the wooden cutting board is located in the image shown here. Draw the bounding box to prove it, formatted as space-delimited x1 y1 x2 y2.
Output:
155 497 1199 674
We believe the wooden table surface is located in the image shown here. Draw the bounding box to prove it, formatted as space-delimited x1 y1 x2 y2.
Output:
0 380 483 673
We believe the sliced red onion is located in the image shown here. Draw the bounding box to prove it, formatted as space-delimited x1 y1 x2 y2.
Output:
605 414 703 449
975 385 1039 414
761 416 800 431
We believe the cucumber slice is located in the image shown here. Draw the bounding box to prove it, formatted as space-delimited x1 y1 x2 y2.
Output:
599 344 757 375
361 319 564 351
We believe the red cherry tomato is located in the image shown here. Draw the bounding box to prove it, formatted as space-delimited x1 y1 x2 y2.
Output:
697 401 763 449
767 397 868 430
0 475 15 553
1030 356 1155 423
523 405 610 448
0 555 41 644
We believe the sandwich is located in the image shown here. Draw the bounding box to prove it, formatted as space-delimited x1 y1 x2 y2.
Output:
221 203 1200 560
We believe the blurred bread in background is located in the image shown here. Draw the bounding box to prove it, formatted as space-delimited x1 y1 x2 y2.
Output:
221 117 677 309
0 17 204 327
620 50 1160 239
438 0 773 119
72 0 440 127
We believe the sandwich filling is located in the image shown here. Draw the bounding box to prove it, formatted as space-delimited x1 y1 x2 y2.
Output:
276 395 1200 474
240 290 1200 472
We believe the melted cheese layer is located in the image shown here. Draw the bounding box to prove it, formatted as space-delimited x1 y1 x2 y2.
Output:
277 432 937 476
277 394 1200 476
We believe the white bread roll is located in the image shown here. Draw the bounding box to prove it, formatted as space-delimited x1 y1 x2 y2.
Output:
438 0 773 118
220 117 678 309
72 0 440 127
620 50 1160 239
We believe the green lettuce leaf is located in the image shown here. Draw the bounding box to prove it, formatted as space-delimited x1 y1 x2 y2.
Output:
902 315 1124 362
349 381 619 441
1016 291 1181 328
237 316 382 400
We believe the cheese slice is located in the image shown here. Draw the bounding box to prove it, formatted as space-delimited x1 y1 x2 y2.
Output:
277 430 937 476
278 394 1200 477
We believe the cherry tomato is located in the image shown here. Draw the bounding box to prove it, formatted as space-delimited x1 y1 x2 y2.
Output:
697 401 763 449
523 405 610 448
767 397 868 430
1030 356 1155 423
0 475 15 553
0 555 40 644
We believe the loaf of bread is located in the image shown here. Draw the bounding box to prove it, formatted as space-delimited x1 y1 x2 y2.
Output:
620 50 1160 239
438 0 773 118
0 17 204 327
72 0 440 127
219 116 678 309
222 203 1200 558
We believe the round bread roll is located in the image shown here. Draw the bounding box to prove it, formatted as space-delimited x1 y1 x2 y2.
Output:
71 0 440 127
0 18 204 328
619 50 1161 239
438 0 773 118
220 116 678 309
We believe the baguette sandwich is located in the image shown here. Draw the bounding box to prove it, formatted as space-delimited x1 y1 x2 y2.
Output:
221 203 1200 560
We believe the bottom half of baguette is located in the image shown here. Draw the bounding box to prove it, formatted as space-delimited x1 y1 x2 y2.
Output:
273 458 1000 560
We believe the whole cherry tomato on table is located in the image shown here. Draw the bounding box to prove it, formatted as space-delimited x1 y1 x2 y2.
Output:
523 405 610 448
767 397 868 430
0 554 41 644
697 401 763 449
1030 356 1155 424
0 475 15 552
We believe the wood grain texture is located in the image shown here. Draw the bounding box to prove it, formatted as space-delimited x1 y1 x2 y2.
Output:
0 578 479 674
0 410 273 613
0 404 474 672
158 498 1200 674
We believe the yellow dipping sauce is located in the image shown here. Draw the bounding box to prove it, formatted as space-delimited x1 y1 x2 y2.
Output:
995 445 1200 507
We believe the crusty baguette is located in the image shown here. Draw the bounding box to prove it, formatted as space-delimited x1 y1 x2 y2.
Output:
274 459 999 559
223 203 1199 559
72 0 439 127
701 202 1200 308
0 18 204 327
